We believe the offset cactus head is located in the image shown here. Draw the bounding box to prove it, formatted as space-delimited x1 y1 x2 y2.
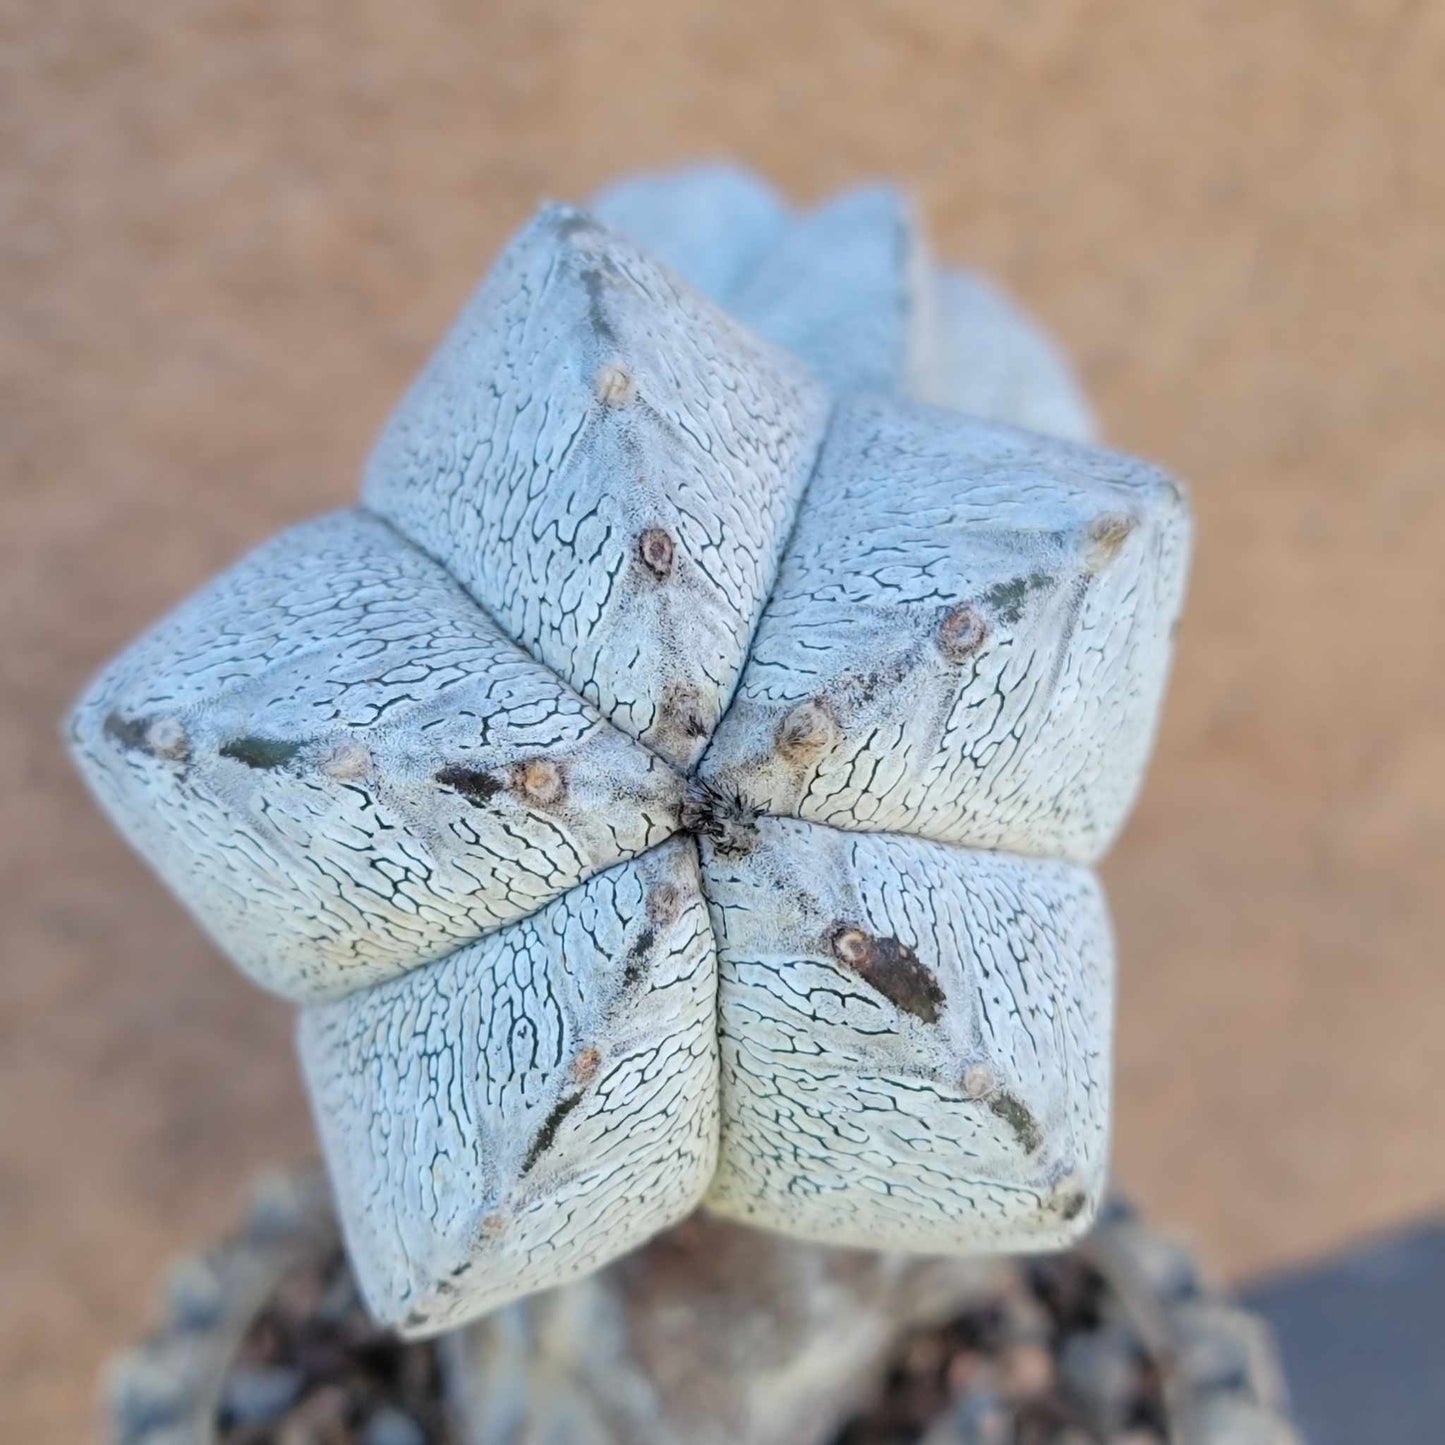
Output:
68 166 1189 1336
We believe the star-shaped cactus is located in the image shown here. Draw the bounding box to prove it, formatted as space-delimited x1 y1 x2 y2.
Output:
69 167 1189 1336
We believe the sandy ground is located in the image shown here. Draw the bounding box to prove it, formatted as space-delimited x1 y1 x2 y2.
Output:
3 3 1442 1437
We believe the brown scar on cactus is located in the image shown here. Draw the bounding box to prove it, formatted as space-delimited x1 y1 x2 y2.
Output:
219 735 306 771
986 1089 1043 1154
434 764 505 807
573 245 625 345
521 1092 584 1176
1039 1163 1091 1221
1086 513 1136 571
622 924 657 989
828 924 945 1024
435 758 566 809
637 527 676 579
960 1064 1045 1156
103 711 153 753
981 572 1054 625
936 604 989 663
1058 1192 1087 1221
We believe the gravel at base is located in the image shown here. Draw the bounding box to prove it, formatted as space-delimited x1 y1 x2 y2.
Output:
217 1250 447 1445
207 1249 1166 1444
109 1176 1297 1445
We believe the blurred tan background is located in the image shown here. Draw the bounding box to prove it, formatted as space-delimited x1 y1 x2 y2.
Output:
3 2 1443 1437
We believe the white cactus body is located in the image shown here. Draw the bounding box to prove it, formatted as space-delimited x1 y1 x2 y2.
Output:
299 838 717 1332
362 205 830 770
69 165 1189 1335
920 269 1098 441
701 396 1188 862
593 165 1096 440
701 818 1112 1251
591 164 790 305
67 510 683 1000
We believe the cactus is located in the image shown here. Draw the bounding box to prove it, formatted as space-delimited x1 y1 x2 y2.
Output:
73 166 1211 1441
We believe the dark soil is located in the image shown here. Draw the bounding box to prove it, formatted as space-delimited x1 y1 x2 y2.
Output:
217 1250 449 1445
216 1249 1168 1444
834 1252 1170 1444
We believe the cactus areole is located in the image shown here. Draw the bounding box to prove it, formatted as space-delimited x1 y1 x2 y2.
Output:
69 168 1190 1337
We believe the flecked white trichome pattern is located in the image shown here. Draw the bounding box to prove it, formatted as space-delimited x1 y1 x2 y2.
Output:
69 164 1189 1335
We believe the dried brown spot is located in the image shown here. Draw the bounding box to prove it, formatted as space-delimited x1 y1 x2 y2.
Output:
987 1090 1043 1154
637 527 676 579
435 765 504 806
103 712 151 754
983 572 1053 624
1086 513 1136 570
827 924 945 1024
776 700 836 762
220 735 305 771
593 361 636 406
520 1092 582 1175
962 1063 997 1100
513 757 565 807
622 925 655 989
321 741 371 781
478 1211 508 1240
577 260 623 343
647 881 682 926
569 1046 603 1087
937 604 988 663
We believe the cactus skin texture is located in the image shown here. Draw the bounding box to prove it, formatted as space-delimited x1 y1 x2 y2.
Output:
69 164 1189 1336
